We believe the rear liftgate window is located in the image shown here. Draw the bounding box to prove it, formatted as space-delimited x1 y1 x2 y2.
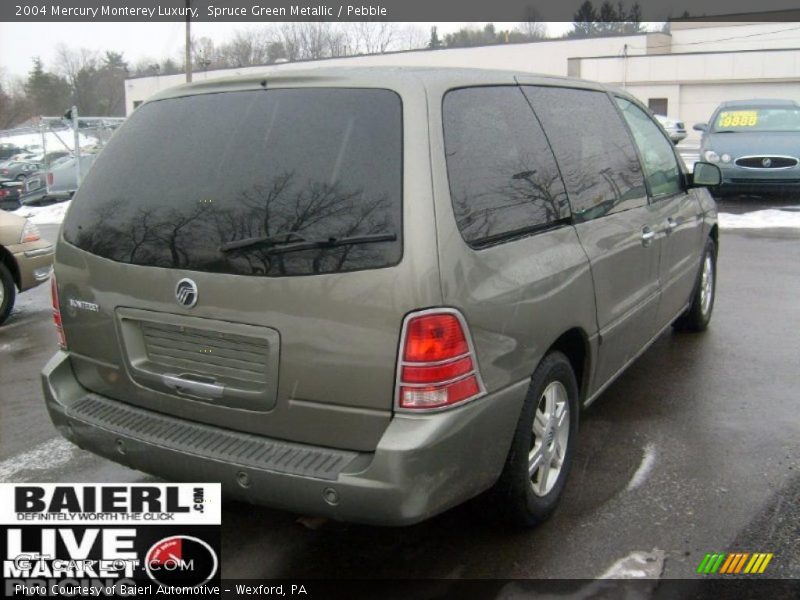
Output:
63 88 403 276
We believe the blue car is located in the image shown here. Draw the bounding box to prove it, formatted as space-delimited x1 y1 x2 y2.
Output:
694 99 800 195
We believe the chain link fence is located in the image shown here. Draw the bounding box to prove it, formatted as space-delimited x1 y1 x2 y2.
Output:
0 112 124 207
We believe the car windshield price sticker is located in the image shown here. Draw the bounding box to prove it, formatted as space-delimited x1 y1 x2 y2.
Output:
1 483 221 597
717 110 759 128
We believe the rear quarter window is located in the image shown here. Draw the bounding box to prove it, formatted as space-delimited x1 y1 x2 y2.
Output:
63 88 403 277
442 86 570 247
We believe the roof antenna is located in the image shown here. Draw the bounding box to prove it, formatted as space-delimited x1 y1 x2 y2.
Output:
260 79 268 88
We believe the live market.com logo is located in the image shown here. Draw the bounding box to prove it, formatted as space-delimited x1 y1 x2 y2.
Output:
145 535 218 587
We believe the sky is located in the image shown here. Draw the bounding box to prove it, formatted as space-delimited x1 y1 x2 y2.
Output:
0 21 574 81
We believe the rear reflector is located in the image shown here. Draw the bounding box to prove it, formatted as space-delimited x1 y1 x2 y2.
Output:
51 277 67 349
47 173 53 187
396 310 484 410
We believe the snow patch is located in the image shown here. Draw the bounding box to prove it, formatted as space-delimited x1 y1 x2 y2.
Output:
626 443 657 491
0 437 77 481
719 209 800 230
0 131 94 152
13 200 71 225
601 548 666 579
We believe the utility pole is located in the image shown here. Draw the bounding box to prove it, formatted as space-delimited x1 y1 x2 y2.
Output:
64 105 82 187
185 0 192 83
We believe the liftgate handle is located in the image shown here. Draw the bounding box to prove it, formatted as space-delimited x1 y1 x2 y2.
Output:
162 374 225 399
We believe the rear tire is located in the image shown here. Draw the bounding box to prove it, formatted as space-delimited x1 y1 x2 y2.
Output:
0 262 16 326
674 237 717 332
490 351 579 527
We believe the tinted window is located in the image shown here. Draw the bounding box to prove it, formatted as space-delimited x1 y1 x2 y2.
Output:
615 97 683 198
63 89 402 277
442 86 569 247
521 86 646 221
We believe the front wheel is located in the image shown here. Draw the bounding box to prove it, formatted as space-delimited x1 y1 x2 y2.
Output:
674 237 717 332
490 351 579 527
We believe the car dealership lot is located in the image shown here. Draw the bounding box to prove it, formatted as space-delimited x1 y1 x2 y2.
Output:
1 211 798 579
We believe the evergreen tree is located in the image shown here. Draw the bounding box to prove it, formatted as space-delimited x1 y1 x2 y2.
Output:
25 57 71 116
569 1 599 37
428 26 441 49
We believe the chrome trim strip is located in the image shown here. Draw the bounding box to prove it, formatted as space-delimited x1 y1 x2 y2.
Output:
24 245 54 258
399 371 478 389
399 352 472 368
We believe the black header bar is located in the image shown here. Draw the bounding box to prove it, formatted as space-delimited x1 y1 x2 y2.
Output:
3 1 800 22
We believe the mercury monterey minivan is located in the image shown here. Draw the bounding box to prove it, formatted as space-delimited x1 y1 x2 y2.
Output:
43 67 720 526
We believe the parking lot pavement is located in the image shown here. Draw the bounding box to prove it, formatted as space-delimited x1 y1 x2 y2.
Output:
678 144 699 170
1 216 798 579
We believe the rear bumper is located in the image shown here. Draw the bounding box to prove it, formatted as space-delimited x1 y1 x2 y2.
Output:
42 351 527 526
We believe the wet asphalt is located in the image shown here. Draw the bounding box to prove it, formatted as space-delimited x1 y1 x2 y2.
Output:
1 200 798 580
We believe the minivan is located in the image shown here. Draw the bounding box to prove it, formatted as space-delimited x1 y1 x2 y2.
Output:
43 68 720 526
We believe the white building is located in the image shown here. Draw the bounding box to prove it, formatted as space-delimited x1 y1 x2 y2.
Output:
125 18 800 143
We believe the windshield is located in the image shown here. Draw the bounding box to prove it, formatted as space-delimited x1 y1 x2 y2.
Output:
712 106 800 132
63 88 403 277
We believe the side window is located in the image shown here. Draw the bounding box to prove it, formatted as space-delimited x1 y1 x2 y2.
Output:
442 86 570 247
521 86 647 222
615 97 683 199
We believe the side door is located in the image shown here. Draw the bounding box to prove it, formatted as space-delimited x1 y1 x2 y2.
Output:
521 85 663 392
614 97 705 330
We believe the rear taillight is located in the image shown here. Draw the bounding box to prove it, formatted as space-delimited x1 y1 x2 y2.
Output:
0 189 7 197
47 173 53 187
51 277 67 349
396 310 484 410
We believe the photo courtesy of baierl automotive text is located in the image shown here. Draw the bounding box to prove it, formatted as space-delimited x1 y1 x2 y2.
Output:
0 0 799 597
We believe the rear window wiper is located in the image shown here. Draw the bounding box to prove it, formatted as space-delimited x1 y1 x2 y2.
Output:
219 232 305 253
262 233 397 256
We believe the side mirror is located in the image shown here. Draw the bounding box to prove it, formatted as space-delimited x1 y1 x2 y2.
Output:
693 123 708 132
691 162 721 187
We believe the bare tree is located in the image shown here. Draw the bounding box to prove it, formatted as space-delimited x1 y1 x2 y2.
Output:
348 22 398 54
279 22 329 60
55 44 99 112
0 73 32 128
217 27 275 67
55 44 98 83
191 36 218 69
326 23 354 57
517 7 549 40
396 24 428 51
